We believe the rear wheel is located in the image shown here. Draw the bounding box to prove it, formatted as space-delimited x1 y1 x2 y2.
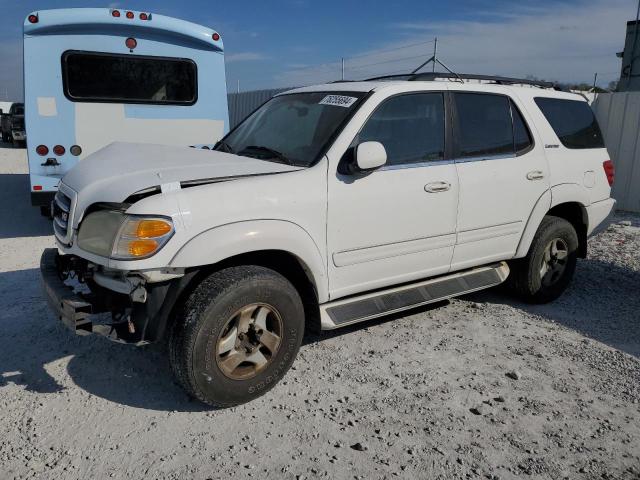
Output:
508 215 579 303
169 265 305 407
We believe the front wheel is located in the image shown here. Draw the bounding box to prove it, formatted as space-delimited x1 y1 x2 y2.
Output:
508 215 579 304
169 265 305 407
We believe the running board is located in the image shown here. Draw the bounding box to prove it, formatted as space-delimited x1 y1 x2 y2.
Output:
320 262 510 330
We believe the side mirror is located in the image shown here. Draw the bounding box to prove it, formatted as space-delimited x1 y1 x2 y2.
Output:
355 141 387 172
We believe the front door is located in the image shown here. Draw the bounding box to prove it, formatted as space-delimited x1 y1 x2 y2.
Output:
450 91 550 270
327 92 459 299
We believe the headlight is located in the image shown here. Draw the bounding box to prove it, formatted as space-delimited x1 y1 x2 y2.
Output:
77 210 174 260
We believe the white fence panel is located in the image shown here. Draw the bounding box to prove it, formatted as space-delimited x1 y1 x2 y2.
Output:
592 92 640 212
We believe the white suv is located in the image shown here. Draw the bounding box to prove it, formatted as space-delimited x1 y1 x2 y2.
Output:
41 74 616 406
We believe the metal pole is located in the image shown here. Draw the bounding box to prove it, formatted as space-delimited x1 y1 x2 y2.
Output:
237 80 240 94
432 37 438 72
628 0 640 80
593 72 598 91
341 58 345 81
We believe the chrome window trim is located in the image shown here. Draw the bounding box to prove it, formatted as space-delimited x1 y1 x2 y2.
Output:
380 159 453 170
454 153 515 164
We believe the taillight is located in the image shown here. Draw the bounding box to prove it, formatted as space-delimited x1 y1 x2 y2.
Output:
28 14 38 23
126 11 134 19
70 145 82 156
139 12 148 20
212 32 221 41
33 185 43 191
603 160 615 187
53 145 65 156
111 10 120 17
126 37 137 49
36 145 48 156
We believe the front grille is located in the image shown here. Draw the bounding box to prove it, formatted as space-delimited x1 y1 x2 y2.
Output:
53 187 75 245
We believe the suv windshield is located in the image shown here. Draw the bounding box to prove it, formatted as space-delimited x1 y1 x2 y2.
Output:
216 92 366 166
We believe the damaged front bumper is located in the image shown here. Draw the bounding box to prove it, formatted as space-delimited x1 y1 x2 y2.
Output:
40 248 195 345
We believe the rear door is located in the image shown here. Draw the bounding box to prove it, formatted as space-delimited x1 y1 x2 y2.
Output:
451 91 550 270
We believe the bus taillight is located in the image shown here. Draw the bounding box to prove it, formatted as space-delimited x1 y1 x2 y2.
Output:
53 145 65 156
126 38 137 50
140 13 149 20
28 14 38 24
70 145 82 156
212 33 221 41
36 145 48 156
111 10 120 17
126 11 134 19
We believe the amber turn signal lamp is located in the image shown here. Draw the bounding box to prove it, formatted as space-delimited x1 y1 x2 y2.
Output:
135 219 172 238
127 239 159 257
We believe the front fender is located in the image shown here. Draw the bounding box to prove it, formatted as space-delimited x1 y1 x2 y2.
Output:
169 220 328 302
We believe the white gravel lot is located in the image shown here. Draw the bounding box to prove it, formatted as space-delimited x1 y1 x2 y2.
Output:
0 143 638 480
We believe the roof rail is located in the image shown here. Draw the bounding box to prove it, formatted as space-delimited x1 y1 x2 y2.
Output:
362 72 559 89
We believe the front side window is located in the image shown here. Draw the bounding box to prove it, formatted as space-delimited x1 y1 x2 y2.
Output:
534 97 604 149
218 92 365 167
355 93 445 166
62 51 197 105
454 93 514 158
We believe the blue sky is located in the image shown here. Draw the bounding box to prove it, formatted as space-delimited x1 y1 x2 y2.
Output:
0 0 635 100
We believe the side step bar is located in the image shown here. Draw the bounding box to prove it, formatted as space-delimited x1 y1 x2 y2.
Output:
320 262 510 330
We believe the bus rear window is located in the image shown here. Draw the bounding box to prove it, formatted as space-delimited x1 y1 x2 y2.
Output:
534 97 604 149
62 51 197 105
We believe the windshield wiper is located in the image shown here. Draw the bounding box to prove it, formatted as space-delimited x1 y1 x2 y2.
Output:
239 145 294 165
213 139 235 154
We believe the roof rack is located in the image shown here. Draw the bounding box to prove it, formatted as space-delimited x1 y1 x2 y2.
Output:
363 72 559 89
411 72 558 89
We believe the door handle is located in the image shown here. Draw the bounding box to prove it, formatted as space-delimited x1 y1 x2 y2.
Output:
424 181 451 193
526 170 545 181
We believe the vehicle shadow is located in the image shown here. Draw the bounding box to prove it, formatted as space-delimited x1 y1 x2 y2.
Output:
0 267 208 412
2 255 636 411
463 258 640 359
0 173 52 239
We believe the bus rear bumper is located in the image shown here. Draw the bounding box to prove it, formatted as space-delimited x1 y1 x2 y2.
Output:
31 191 56 207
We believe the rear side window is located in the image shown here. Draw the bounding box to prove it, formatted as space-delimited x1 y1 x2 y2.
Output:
453 93 514 158
512 101 533 153
62 51 197 105
534 97 604 149
356 93 445 166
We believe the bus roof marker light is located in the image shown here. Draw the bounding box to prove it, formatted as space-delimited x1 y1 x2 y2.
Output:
212 32 221 42
111 10 120 17
139 12 149 20
125 37 137 50
126 11 134 19
53 145 65 156
28 14 39 24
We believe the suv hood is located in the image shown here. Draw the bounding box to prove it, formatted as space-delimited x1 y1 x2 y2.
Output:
62 142 302 220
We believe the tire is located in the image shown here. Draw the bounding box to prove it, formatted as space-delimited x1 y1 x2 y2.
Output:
169 265 305 407
508 215 579 304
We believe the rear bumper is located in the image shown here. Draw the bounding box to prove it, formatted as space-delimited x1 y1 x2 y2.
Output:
31 191 56 207
587 198 617 237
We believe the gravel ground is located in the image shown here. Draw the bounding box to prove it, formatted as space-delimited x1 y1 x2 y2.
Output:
0 143 638 480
